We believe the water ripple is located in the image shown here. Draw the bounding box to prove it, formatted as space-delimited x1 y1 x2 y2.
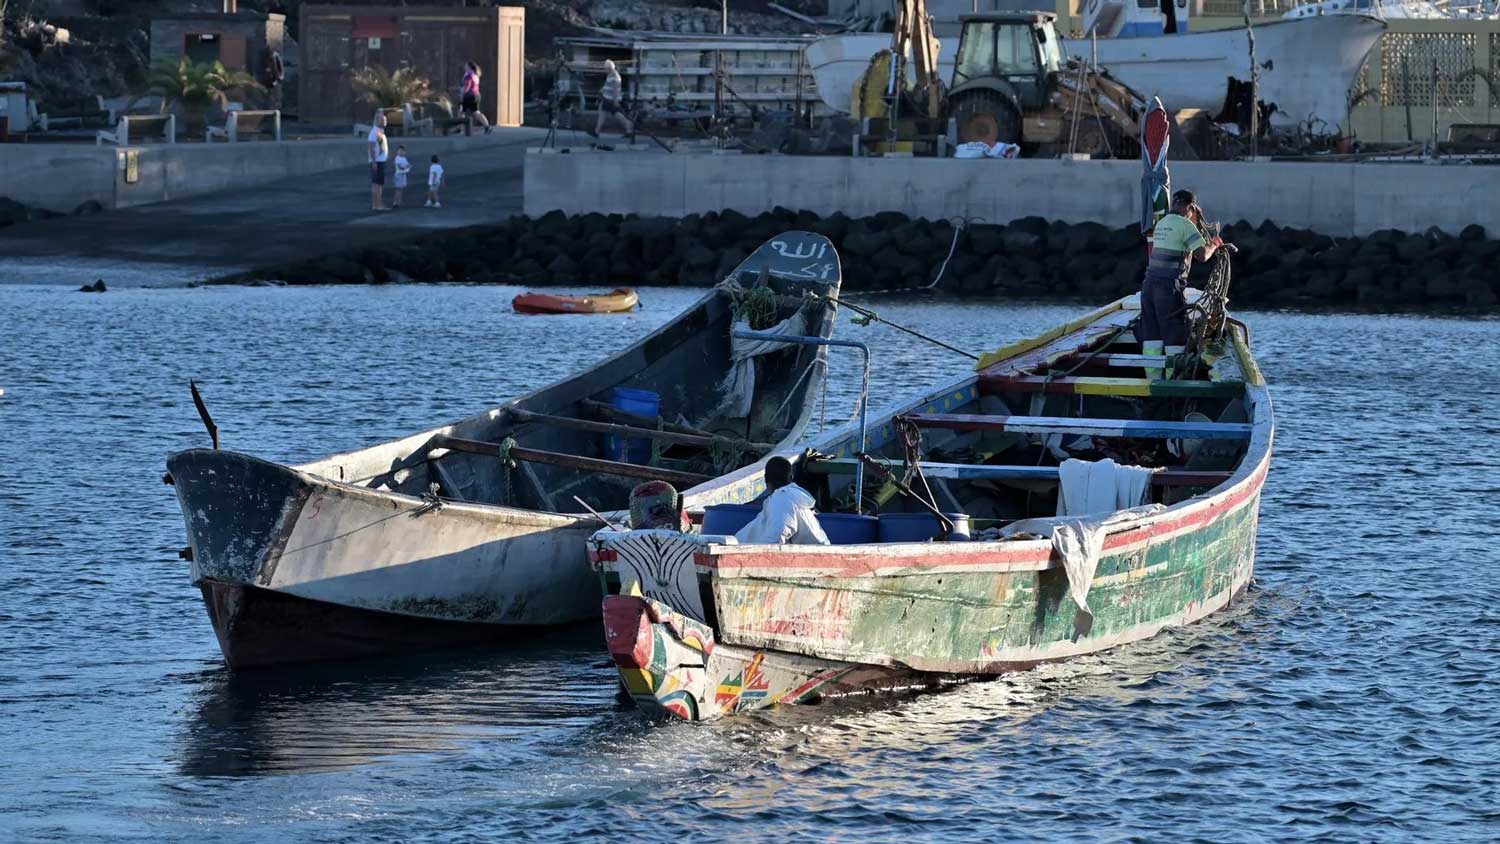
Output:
1 288 1497 842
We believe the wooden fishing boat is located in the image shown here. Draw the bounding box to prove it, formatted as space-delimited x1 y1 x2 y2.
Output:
166 232 842 668
513 287 639 315
592 294 1273 721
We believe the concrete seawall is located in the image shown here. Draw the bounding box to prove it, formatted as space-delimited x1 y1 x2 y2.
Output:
523 150 1500 238
2 133 509 213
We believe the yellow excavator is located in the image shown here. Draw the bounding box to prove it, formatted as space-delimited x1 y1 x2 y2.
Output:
852 7 1148 158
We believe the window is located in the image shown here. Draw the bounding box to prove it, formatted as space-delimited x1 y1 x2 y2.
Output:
957 22 1041 82
994 25 1039 75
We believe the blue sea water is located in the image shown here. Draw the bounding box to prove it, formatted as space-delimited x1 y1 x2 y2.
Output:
0 284 1496 842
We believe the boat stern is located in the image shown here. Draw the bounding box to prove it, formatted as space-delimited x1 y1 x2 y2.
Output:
602 591 719 721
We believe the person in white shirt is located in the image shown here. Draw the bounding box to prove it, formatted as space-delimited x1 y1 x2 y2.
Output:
391 145 411 208
425 154 444 208
367 110 389 211
734 457 830 545
591 59 634 138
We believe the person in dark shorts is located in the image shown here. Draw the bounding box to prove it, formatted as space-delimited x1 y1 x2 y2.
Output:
591 59 634 138
459 62 492 133
367 110 389 211
1139 189 1222 375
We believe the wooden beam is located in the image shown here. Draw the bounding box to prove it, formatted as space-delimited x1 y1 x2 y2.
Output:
427 457 467 501
1051 353 1191 368
430 435 713 487
802 458 1232 487
579 399 778 451
506 407 769 452
901 413 1253 440
980 374 1243 399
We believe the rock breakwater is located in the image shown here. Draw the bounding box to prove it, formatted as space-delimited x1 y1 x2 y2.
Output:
240 208 1500 309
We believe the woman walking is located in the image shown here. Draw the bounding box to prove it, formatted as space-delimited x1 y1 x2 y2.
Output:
459 61 492 134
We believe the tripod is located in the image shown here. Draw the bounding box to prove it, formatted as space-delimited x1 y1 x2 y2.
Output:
541 52 581 150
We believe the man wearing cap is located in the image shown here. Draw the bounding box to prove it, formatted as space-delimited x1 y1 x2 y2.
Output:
1140 189 1222 376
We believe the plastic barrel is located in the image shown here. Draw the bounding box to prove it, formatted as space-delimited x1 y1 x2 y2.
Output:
606 386 661 463
877 512 972 542
817 513 879 545
702 503 761 536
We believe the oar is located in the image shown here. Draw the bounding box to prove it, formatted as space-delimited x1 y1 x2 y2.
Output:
573 495 624 531
190 380 219 450
855 453 955 539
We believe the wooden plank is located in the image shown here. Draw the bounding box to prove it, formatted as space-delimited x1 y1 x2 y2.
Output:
1052 353 1189 368
980 374 1243 399
802 458 1232 487
972 300 1126 371
507 407 761 451
901 414 1253 440
430 435 713 487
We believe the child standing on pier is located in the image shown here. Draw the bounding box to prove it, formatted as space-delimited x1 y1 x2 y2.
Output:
425 154 444 208
391 146 411 208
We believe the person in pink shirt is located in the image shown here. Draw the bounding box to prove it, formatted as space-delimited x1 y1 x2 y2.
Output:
459 62 492 134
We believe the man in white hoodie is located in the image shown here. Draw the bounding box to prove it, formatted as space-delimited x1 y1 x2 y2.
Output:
734 457 830 545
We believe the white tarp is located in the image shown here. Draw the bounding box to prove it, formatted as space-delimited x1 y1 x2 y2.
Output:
712 306 811 419
1056 458 1154 518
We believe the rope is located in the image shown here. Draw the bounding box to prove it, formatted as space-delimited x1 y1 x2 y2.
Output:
497 436 517 504
821 293 979 362
842 217 974 297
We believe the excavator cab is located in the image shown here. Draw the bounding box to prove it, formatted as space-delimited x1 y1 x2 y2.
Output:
950 13 1065 146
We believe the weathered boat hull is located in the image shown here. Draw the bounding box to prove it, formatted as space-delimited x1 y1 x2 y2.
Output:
595 295 1274 721
169 232 843 668
805 16 1385 131
170 448 601 667
199 581 559 668
604 475 1262 720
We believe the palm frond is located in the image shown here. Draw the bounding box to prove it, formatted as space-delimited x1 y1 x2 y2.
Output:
351 64 448 109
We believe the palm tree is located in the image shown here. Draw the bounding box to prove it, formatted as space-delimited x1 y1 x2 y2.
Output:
351 65 448 111
146 57 261 132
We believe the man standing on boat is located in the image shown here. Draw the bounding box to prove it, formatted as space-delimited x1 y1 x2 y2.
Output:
1140 189 1222 375
735 457 830 545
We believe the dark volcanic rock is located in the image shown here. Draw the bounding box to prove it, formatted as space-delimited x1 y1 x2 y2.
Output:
228 210 1497 311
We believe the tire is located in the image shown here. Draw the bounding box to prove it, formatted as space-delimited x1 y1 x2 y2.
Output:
951 91 1022 146
1071 121 1114 158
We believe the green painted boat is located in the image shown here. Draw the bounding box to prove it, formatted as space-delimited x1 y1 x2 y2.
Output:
592 295 1273 722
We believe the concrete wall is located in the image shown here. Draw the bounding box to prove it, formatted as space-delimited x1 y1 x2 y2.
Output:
0 132 506 213
523 150 1500 237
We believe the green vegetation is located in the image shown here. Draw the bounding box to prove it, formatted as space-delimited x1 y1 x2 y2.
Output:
145 57 260 130
351 65 448 110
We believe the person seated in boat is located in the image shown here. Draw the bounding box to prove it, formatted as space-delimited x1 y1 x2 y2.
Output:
1140 189 1223 372
735 457 830 545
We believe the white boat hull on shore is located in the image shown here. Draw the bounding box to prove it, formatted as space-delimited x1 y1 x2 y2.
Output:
805 15 1386 132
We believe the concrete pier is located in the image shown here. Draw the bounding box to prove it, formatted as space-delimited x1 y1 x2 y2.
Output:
2 131 530 214
523 149 1500 238
0 128 548 286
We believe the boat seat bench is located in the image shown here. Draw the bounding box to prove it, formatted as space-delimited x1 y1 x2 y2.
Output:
901 413 1253 440
979 374 1243 398
802 458 1231 487
429 434 713 487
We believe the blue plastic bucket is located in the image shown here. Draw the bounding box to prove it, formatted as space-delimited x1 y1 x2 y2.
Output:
877 512 972 542
606 386 661 463
702 503 761 536
817 513 879 545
